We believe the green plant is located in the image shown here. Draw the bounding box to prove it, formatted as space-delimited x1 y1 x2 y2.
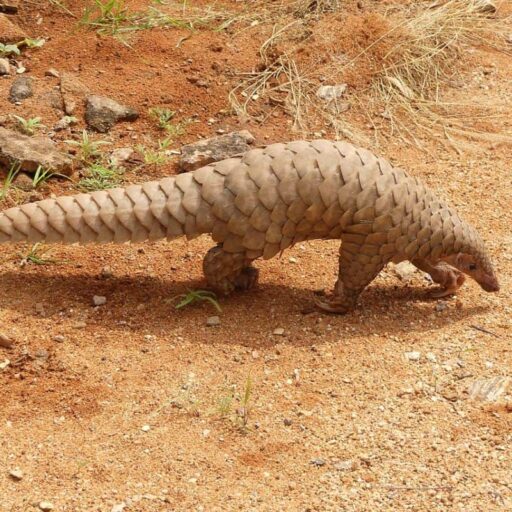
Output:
149 107 176 130
216 375 254 430
172 290 222 312
0 163 21 201
66 130 110 163
238 375 253 428
12 115 45 136
77 163 123 191
19 243 57 266
80 0 133 35
136 145 168 166
18 38 45 49
49 0 77 17
0 43 20 57
32 166 68 189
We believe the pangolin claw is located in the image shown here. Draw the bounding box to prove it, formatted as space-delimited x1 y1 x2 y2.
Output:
430 269 466 298
314 295 352 314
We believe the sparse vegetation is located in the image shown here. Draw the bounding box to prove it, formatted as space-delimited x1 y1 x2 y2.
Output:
216 375 254 430
136 144 168 166
148 107 190 139
32 166 67 189
172 290 222 313
0 163 21 201
77 163 123 191
12 115 45 136
19 243 57 266
66 130 110 164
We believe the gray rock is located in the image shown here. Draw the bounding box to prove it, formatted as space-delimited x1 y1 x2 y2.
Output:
206 315 220 326
468 376 511 401
404 351 421 361
53 335 65 343
0 58 11 75
334 460 355 472
0 1 19 14
0 127 73 175
85 95 139 133
93 295 107 306
179 130 255 172
316 84 347 101
8 76 33 103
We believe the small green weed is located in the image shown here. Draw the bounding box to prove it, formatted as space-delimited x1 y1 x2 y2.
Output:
0 163 21 201
0 43 20 57
12 115 45 136
136 145 168 166
172 290 222 312
49 0 77 17
77 163 123 191
32 166 68 189
149 107 176 130
216 375 254 430
19 243 57 266
66 130 110 163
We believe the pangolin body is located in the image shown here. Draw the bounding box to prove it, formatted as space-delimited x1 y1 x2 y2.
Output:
0 140 499 312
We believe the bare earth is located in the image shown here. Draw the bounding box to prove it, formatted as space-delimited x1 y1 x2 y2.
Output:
0 1 510 511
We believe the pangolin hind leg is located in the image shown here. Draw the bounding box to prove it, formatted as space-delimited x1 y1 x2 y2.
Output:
315 242 386 314
203 245 259 295
412 258 465 298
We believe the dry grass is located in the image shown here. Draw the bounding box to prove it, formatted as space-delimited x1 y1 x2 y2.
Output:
228 0 511 146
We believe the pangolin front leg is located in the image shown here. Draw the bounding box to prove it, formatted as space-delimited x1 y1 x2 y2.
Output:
413 259 465 298
315 242 385 314
203 245 259 295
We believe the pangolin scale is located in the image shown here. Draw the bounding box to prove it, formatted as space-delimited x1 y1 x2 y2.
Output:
0 139 499 312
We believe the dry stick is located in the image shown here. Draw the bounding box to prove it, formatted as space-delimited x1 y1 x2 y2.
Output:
470 325 500 338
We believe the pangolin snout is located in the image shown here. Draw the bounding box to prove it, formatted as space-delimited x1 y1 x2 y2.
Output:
480 276 500 293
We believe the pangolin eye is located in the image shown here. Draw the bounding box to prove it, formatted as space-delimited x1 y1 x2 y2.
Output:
468 263 477 271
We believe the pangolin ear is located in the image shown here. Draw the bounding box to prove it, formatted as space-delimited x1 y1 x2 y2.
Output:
455 253 471 269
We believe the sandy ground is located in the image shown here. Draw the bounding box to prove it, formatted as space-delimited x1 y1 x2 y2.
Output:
0 1 510 511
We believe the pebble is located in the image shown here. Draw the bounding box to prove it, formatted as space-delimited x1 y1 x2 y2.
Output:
93 295 107 306
85 94 139 133
141 425 151 432
283 418 292 426
45 68 60 78
288 257 297 263
111 504 127 512
206 316 220 326
73 321 87 329
468 376 511 402
0 332 13 349
316 84 347 101
435 302 447 312
8 468 23 480
404 351 421 361
311 458 326 467
334 460 355 471
53 335 65 343
426 352 437 362
101 266 113 278
273 328 285 336
8 76 33 103
39 502 54 511
0 58 11 75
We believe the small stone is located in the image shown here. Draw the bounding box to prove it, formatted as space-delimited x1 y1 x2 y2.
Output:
141 425 151 432
0 58 11 75
0 127 74 175
73 321 87 329
468 376 511 401
288 257 297 263
0 359 10 370
179 131 255 172
92 295 106 306
110 147 134 167
435 302 447 312
251 350 259 359
0 332 13 349
334 460 355 472
8 468 23 480
53 116 77 132
100 266 113 278
111 504 127 512
404 351 421 361
45 68 60 78
392 261 420 281
53 335 65 343
426 352 437 362
316 84 347 101
206 315 220 326
273 328 285 336
310 458 326 467
85 95 139 133
0 1 19 14
283 418 292 426
8 76 33 103
35 302 45 315
202 429 210 438
39 502 54 511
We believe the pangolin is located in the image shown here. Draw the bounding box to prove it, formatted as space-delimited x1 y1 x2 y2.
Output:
0 140 499 313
